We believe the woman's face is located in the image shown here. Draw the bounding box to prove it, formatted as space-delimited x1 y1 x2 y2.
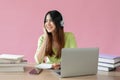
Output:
45 14 56 33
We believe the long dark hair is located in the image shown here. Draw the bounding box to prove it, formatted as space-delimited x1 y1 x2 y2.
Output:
44 10 65 58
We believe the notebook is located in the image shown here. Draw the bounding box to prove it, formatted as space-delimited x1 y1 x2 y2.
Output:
54 48 99 78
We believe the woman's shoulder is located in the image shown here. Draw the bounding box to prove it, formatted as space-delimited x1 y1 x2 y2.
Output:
64 32 76 40
64 32 75 37
38 34 45 40
64 32 77 48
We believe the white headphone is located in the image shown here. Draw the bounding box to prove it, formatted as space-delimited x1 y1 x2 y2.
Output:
60 20 64 26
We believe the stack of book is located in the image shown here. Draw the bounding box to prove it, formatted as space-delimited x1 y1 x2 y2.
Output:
0 54 27 72
98 54 120 71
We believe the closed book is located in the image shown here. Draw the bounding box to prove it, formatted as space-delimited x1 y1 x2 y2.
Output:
0 59 22 64
0 54 24 60
98 62 120 68
98 66 116 71
99 54 120 64
0 66 24 72
0 60 27 67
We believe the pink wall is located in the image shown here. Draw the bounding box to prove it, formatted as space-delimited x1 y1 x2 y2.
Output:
0 0 120 62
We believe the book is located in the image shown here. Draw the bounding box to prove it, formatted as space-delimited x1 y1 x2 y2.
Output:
0 60 27 67
99 54 120 64
0 59 22 64
0 54 24 60
98 62 120 68
98 66 116 71
0 66 24 72
35 63 52 69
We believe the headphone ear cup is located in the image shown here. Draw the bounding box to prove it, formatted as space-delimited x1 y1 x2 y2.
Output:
60 20 64 26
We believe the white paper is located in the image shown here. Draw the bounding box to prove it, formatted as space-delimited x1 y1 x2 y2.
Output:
35 63 52 69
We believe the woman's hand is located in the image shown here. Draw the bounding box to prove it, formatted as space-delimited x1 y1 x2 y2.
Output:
52 63 60 70
43 28 48 39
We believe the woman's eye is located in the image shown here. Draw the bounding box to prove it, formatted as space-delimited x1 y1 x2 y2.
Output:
45 19 53 23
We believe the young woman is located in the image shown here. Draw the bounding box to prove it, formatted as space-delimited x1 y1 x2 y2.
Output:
34 10 77 69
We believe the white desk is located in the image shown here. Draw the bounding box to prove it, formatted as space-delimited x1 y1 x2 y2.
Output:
0 64 120 80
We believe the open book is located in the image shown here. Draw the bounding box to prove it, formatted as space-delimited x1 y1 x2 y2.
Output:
35 63 52 69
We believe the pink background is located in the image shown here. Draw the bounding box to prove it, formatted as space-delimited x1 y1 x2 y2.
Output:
0 0 120 62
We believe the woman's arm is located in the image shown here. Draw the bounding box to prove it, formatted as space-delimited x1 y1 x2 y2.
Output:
34 29 48 64
34 38 47 64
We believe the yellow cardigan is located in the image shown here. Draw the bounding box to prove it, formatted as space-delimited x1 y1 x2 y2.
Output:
36 32 77 64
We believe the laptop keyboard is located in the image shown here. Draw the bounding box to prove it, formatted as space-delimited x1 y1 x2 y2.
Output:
53 70 61 75
56 71 61 75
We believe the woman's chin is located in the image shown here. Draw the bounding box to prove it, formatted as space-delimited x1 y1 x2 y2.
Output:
47 30 53 33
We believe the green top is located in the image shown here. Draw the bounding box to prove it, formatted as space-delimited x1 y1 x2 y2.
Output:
36 32 77 64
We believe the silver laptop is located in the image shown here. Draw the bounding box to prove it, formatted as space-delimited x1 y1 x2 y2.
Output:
54 48 99 78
